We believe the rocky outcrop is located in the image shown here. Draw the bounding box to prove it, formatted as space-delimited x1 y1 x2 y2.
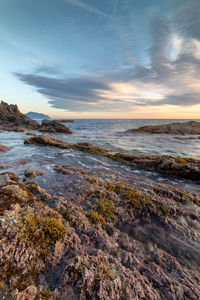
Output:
24 135 200 180
39 119 73 134
111 152 200 180
126 121 200 135
24 135 108 155
0 101 40 132
24 135 72 149
0 168 200 299
0 102 73 134
0 144 8 152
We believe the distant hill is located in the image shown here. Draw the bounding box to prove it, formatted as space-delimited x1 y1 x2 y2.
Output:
25 112 51 120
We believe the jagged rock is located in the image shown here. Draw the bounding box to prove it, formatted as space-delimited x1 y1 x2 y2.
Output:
0 170 200 299
39 119 73 134
126 121 200 135
0 144 9 152
0 101 40 132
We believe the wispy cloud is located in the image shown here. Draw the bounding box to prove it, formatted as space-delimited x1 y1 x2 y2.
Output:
63 0 111 18
14 0 200 112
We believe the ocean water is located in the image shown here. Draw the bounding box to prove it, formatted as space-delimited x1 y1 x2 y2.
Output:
0 119 200 193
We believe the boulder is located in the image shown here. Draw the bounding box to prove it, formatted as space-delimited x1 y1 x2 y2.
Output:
39 119 73 134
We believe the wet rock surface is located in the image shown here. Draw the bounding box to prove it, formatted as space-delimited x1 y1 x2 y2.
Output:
0 165 200 300
24 135 72 149
126 120 200 135
24 169 46 178
0 144 9 152
24 134 200 181
0 101 40 132
39 119 73 134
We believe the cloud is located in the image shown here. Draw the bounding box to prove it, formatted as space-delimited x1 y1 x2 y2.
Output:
14 73 118 111
63 0 110 18
173 0 200 41
14 4 200 112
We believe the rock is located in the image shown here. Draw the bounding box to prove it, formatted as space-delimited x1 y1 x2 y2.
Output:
111 152 200 180
126 121 200 135
16 285 38 300
24 135 72 149
0 174 12 187
54 119 74 123
0 144 9 152
1 170 200 299
39 119 73 134
24 169 46 178
26 132 37 136
0 165 11 170
24 135 200 180
0 101 40 132
73 142 108 155
17 159 29 165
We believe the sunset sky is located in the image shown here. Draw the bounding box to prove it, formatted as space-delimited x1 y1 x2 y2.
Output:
0 0 200 118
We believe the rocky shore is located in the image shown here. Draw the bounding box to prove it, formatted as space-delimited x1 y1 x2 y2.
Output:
126 121 200 135
0 101 73 134
24 134 200 180
0 102 200 299
0 163 200 299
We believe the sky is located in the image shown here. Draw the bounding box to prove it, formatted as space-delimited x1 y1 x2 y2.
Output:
0 0 200 118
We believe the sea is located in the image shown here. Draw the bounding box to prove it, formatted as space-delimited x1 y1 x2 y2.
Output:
0 119 200 194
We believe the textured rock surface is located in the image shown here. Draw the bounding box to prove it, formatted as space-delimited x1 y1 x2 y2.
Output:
39 119 73 134
0 101 40 132
126 121 200 135
0 167 200 299
24 169 46 178
24 135 200 180
24 135 72 149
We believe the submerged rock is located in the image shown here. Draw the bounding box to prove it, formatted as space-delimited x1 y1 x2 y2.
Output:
0 101 40 132
39 119 73 134
0 144 9 152
126 121 200 135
